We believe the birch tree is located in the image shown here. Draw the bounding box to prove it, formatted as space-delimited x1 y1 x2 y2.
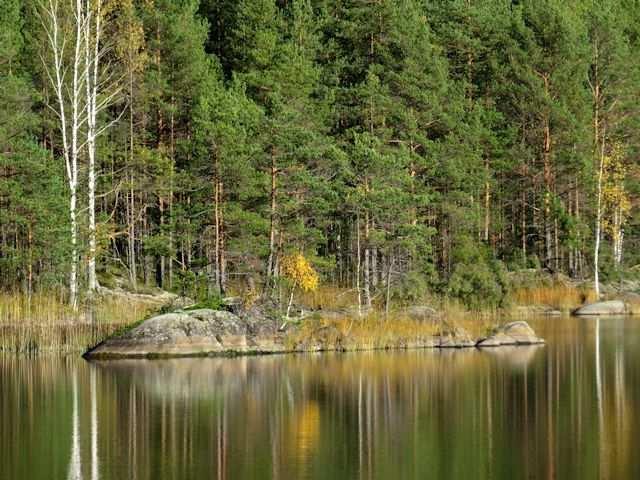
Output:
83 0 123 293
38 0 88 308
84 0 101 293
586 2 637 298
39 0 122 304
601 144 630 268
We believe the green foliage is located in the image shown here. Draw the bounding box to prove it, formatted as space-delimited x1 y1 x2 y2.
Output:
446 240 509 309
3 0 640 312
390 271 432 306
186 294 224 311
143 235 174 259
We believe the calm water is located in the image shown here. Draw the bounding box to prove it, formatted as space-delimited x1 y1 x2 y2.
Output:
1 316 639 479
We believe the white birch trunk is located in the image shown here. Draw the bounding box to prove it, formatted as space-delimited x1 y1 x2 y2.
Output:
594 136 605 300
41 0 121 303
39 0 85 309
85 0 102 293
69 0 84 308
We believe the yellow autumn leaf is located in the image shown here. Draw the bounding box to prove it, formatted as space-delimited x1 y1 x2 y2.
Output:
281 253 319 292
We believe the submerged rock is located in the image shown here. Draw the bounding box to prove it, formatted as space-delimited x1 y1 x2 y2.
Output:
476 321 544 347
573 300 627 316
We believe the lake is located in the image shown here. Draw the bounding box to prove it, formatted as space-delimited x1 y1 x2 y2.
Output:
1 316 638 479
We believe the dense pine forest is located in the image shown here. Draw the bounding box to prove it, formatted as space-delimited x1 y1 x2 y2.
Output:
2 0 640 310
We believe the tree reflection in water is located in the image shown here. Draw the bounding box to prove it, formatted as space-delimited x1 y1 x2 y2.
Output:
2 316 640 479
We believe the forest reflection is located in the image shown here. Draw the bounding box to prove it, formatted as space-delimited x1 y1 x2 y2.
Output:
1 317 639 480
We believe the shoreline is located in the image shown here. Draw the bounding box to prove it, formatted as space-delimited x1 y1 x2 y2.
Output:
82 310 545 360
83 340 546 361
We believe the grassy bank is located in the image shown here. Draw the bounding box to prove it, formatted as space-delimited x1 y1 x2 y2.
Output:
509 283 597 311
287 312 498 350
0 275 616 354
0 293 156 354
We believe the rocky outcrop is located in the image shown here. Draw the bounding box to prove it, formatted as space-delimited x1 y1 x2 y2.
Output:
85 309 286 358
573 300 628 316
476 321 545 347
85 310 545 359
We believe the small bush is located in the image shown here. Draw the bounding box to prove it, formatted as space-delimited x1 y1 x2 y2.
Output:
390 271 432 306
445 238 508 310
186 293 224 311
446 259 508 310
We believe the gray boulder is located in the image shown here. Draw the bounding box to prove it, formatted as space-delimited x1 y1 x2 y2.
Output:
84 308 286 358
476 321 544 347
573 300 627 316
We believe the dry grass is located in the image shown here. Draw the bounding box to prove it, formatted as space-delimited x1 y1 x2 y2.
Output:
288 308 502 350
294 286 517 343
621 294 640 314
296 285 360 311
3 277 595 354
288 313 441 350
0 293 156 354
509 283 597 311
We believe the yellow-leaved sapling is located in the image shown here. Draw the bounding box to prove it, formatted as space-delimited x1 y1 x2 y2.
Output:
280 253 319 323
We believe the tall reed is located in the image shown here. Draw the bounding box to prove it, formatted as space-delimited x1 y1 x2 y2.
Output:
0 293 156 354
509 283 597 311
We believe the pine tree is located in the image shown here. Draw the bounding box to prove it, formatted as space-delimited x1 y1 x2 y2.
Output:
0 0 67 294
232 0 332 292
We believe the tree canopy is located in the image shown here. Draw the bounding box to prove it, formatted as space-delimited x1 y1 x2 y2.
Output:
2 0 640 308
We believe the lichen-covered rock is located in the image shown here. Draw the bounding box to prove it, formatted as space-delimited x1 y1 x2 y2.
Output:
85 308 546 359
573 300 627 316
84 309 285 358
476 321 544 347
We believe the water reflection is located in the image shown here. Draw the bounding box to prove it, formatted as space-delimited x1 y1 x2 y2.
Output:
2 316 640 479
68 368 81 480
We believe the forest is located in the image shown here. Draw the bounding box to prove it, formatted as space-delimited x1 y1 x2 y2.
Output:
1 0 640 312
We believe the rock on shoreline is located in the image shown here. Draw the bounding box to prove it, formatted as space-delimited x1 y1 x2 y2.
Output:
476 321 545 347
84 309 544 359
573 300 628 316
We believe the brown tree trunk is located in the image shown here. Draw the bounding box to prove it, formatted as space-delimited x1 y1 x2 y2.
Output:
168 96 175 289
159 197 165 288
484 158 490 243
363 212 372 310
356 214 362 317
128 172 137 289
543 117 553 268
128 73 137 290
212 150 226 295
267 150 277 284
